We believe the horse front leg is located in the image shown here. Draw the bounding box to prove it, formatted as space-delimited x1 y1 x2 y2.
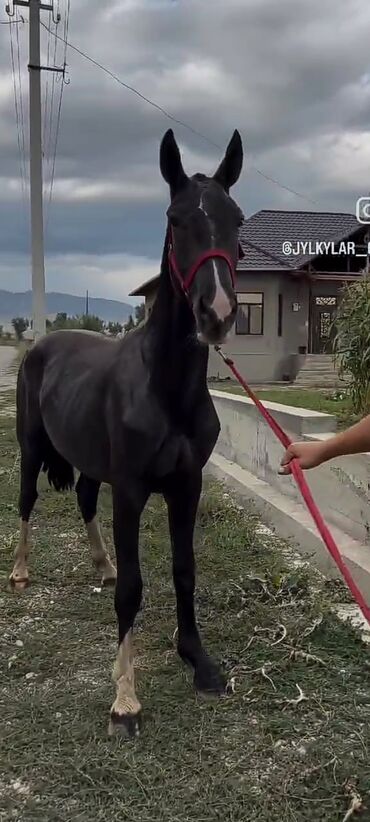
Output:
108 482 149 739
165 468 226 696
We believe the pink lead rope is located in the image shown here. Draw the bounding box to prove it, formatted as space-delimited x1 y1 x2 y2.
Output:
215 346 370 626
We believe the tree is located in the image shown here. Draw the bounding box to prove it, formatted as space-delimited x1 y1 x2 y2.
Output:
134 303 145 325
80 314 104 333
333 278 370 413
12 317 29 341
0 325 3 339
107 321 123 337
124 315 135 334
52 312 69 330
49 313 104 333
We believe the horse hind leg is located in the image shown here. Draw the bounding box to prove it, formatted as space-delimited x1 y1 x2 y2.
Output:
10 448 42 591
87 516 117 587
76 474 116 586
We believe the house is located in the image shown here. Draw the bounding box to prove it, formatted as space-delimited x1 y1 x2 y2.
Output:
129 209 369 383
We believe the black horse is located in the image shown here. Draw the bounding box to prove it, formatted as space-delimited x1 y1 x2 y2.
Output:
10 129 244 737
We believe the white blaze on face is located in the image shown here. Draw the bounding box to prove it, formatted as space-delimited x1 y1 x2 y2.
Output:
199 193 232 321
211 260 233 321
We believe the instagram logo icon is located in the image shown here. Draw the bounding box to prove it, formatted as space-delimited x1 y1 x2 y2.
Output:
356 197 370 224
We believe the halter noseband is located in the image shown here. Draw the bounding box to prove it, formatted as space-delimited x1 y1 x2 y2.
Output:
168 228 243 298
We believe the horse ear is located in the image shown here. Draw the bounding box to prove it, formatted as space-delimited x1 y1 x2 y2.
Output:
214 130 243 193
160 130 188 195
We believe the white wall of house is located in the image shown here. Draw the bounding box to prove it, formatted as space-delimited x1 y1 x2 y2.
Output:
208 272 309 383
143 288 157 320
142 270 318 383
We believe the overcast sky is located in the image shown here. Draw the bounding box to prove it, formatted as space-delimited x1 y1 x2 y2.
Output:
1 0 370 302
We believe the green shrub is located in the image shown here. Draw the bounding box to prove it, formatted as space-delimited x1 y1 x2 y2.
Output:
333 278 370 413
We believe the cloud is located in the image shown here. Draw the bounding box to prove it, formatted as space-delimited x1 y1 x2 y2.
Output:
1 0 370 299
0 251 158 300
47 174 164 204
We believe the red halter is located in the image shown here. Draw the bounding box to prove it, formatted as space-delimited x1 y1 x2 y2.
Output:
168 228 240 297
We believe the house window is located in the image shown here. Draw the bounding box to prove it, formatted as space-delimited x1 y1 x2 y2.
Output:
236 293 264 335
278 293 283 337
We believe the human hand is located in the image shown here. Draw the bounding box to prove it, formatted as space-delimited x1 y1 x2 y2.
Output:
279 440 325 474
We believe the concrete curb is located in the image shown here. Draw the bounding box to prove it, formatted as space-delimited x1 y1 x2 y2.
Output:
207 452 370 603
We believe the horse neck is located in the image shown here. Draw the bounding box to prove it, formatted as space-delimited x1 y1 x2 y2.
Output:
146 232 208 398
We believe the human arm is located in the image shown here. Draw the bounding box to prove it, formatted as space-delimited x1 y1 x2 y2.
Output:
279 413 370 474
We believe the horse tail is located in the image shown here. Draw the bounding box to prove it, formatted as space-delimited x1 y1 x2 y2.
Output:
41 434 75 492
16 345 74 492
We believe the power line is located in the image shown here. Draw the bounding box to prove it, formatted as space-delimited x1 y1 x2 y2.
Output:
42 10 52 154
8 15 27 209
63 0 70 62
46 74 64 226
45 1 70 227
45 19 58 172
40 21 222 149
15 14 27 188
40 20 319 207
251 167 318 205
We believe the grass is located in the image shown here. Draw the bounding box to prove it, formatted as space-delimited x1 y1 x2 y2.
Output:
0 392 370 821
211 384 356 428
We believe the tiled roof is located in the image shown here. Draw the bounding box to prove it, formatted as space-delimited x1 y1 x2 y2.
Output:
130 210 363 295
129 275 160 297
239 209 361 269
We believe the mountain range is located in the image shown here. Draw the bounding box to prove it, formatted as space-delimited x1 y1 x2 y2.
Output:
0 290 135 324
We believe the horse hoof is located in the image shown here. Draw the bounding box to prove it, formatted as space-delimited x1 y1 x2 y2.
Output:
108 710 142 739
9 576 29 592
194 662 227 698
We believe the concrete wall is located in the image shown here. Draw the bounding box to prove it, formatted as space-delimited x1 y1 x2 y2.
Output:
210 389 370 550
311 280 343 298
143 270 312 383
208 272 309 383
143 288 157 320
280 275 309 355
142 271 353 383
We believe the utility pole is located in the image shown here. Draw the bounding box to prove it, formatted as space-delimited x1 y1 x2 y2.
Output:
85 290 89 315
28 0 47 340
6 0 62 341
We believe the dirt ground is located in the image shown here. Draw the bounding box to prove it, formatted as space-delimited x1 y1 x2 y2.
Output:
0 346 17 393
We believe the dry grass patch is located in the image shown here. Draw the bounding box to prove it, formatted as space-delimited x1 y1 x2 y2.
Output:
0 408 369 820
